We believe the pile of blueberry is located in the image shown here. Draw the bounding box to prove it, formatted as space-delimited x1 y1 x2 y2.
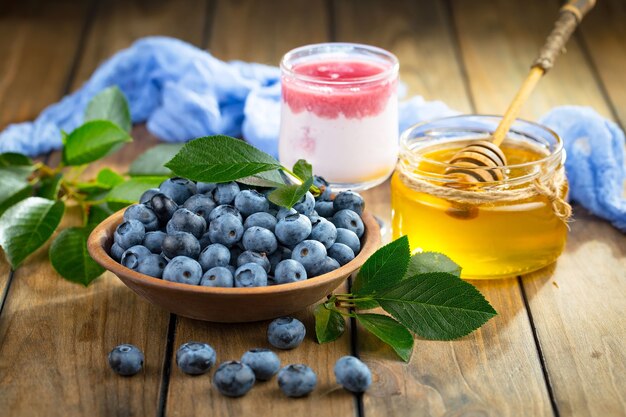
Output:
108 316 372 397
111 176 366 287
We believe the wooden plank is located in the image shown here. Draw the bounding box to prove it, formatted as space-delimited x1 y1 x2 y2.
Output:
0 0 208 415
165 1 355 416
337 1 554 415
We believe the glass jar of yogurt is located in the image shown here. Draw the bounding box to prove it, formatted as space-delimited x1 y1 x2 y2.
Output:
279 43 399 191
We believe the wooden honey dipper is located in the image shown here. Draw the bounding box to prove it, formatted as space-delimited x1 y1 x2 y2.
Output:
445 0 596 185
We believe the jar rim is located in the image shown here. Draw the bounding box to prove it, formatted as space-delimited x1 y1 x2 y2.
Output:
280 42 399 86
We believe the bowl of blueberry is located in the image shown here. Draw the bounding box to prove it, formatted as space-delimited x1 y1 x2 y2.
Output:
88 176 380 322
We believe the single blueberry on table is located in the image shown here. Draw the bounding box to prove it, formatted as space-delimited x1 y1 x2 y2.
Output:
293 191 316 216
149 193 179 224
137 254 167 278
313 175 332 201
208 213 244 247
335 228 361 255
208 204 243 223
244 212 277 232
234 263 268 287
161 232 201 260
200 266 234 287
276 207 297 220
162 256 203 285
334 356 372 393
198 243 231 270
124 204 159 231
274 259 307 284
333 191 365 215
176 342 216 375
196 181 217 195
241 348 281 381
143 231 167 254
234 189 270 217
121 245 152 270
110 243 125 261
332 209 364 238
166 208 207 239
275 214 312 246
114 219 145 250
314 200 334 218
183 193 216 223
291 240 327 277
159 177 196 204
267 317 306 350
328 243 355 266
213 182 240 205
242 226 278 254
237 251 271 273
309 216 337 249
277 364 317 397
315 257 341 276
139 187 160 204
108 344 144 376
213 361 256 397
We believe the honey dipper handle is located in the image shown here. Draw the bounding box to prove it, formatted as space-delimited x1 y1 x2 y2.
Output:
533 0 596 72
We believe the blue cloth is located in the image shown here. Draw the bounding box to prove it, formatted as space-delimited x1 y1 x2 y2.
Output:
0 37 624 231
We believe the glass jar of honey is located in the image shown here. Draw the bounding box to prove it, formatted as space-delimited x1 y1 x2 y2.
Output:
391 115 570 279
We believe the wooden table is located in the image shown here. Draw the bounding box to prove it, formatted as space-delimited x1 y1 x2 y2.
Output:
1 0 624 416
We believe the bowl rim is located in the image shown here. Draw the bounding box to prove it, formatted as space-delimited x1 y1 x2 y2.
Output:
87 209 381 297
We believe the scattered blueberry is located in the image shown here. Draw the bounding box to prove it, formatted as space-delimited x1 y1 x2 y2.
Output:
143 230 167 254
291 240 327 277
314 200 334 217
162 256 203 285
161 232 201 260
333 191 365 215
234 189 270 217
198 243 231 270
241 348 281 381
124 204 159 231
121 245 152 270
242 226 278 254
267 317 306 350
137 254 167 278
213 361 255 397
328 243 355 266
200 266 234 287
275 214 312 246
159 177 196 204
213 182 240 205
183 194 216 223
293 192 315 216
274 259 307 284
277 364 317 397
234 263 268 287
309 217 337 249
166 208 207 239
334 356 372 393
208 204 243 223
150 193 179 224
108 344 144 376
114 219 145 249
237 251 271 273
176 342 216 375
208 213 244 247
244 212 277 232
335 228 361 255
332 209 364 238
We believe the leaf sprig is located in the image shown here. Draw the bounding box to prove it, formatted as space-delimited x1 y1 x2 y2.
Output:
314 236 497 362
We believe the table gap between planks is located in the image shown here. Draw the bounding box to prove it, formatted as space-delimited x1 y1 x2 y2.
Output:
0 0 624 416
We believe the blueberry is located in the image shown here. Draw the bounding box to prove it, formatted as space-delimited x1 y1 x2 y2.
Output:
275 214 312 246
293 192 315 216
277 364 317 397
162 256 203 285
140 188 160 204
121 245 152 270
108 344 144 376
143 231 167 254
235 263 268 287
244 212 277 232
291 240 327 276
276 207 297 220
274 259 307 284
332 209 364 238
208 213 244 247
267 317 306 350
150 193 179 224
166 208 206 239
159 177 196 204
213 182 240 205
114 219 145 249
137 254 167 278
334 356 372 393
176 342 216 375
208 204 243 224
183 194 216 223
213 361 255 397
315 256 341 276
333 191 365 215
234 189 270 217
268 246 292 274
309 217 337 249
196 182 217 195
110 243 125 261
328 243 355 266
162 232 201 260
124 204 159 231
229 246 243 267
198 232 212 250
237 251 271 273
241 348 281 381
198 243 230 270
314 200 334 217
200 266 234 287
313 176 332 201
335 228 361 254
242 226 278 254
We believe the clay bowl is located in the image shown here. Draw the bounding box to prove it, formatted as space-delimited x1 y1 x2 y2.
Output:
88 210 381 323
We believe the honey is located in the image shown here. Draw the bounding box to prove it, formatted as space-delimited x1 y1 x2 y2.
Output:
392 116 568 279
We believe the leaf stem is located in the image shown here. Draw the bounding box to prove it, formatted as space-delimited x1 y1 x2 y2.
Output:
281 166 321 195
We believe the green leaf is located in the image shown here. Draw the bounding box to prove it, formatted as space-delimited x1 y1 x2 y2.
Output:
0 171 32 215
36 173 63 200
353 236 411 296
0 153 34 177
63 120 132 166
0 197 65 268
129 143 183 176
96 168 125 187
237 170 286 188
267 176 313 209
49 227 105 286
75 182 112 194
165 135 282 183
356 313 414 362
106 176 167 210
406 252 462 278
292 159 312 181
314 304 346 343
85 86 132 132
87 204 114 229
374 272 497 340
